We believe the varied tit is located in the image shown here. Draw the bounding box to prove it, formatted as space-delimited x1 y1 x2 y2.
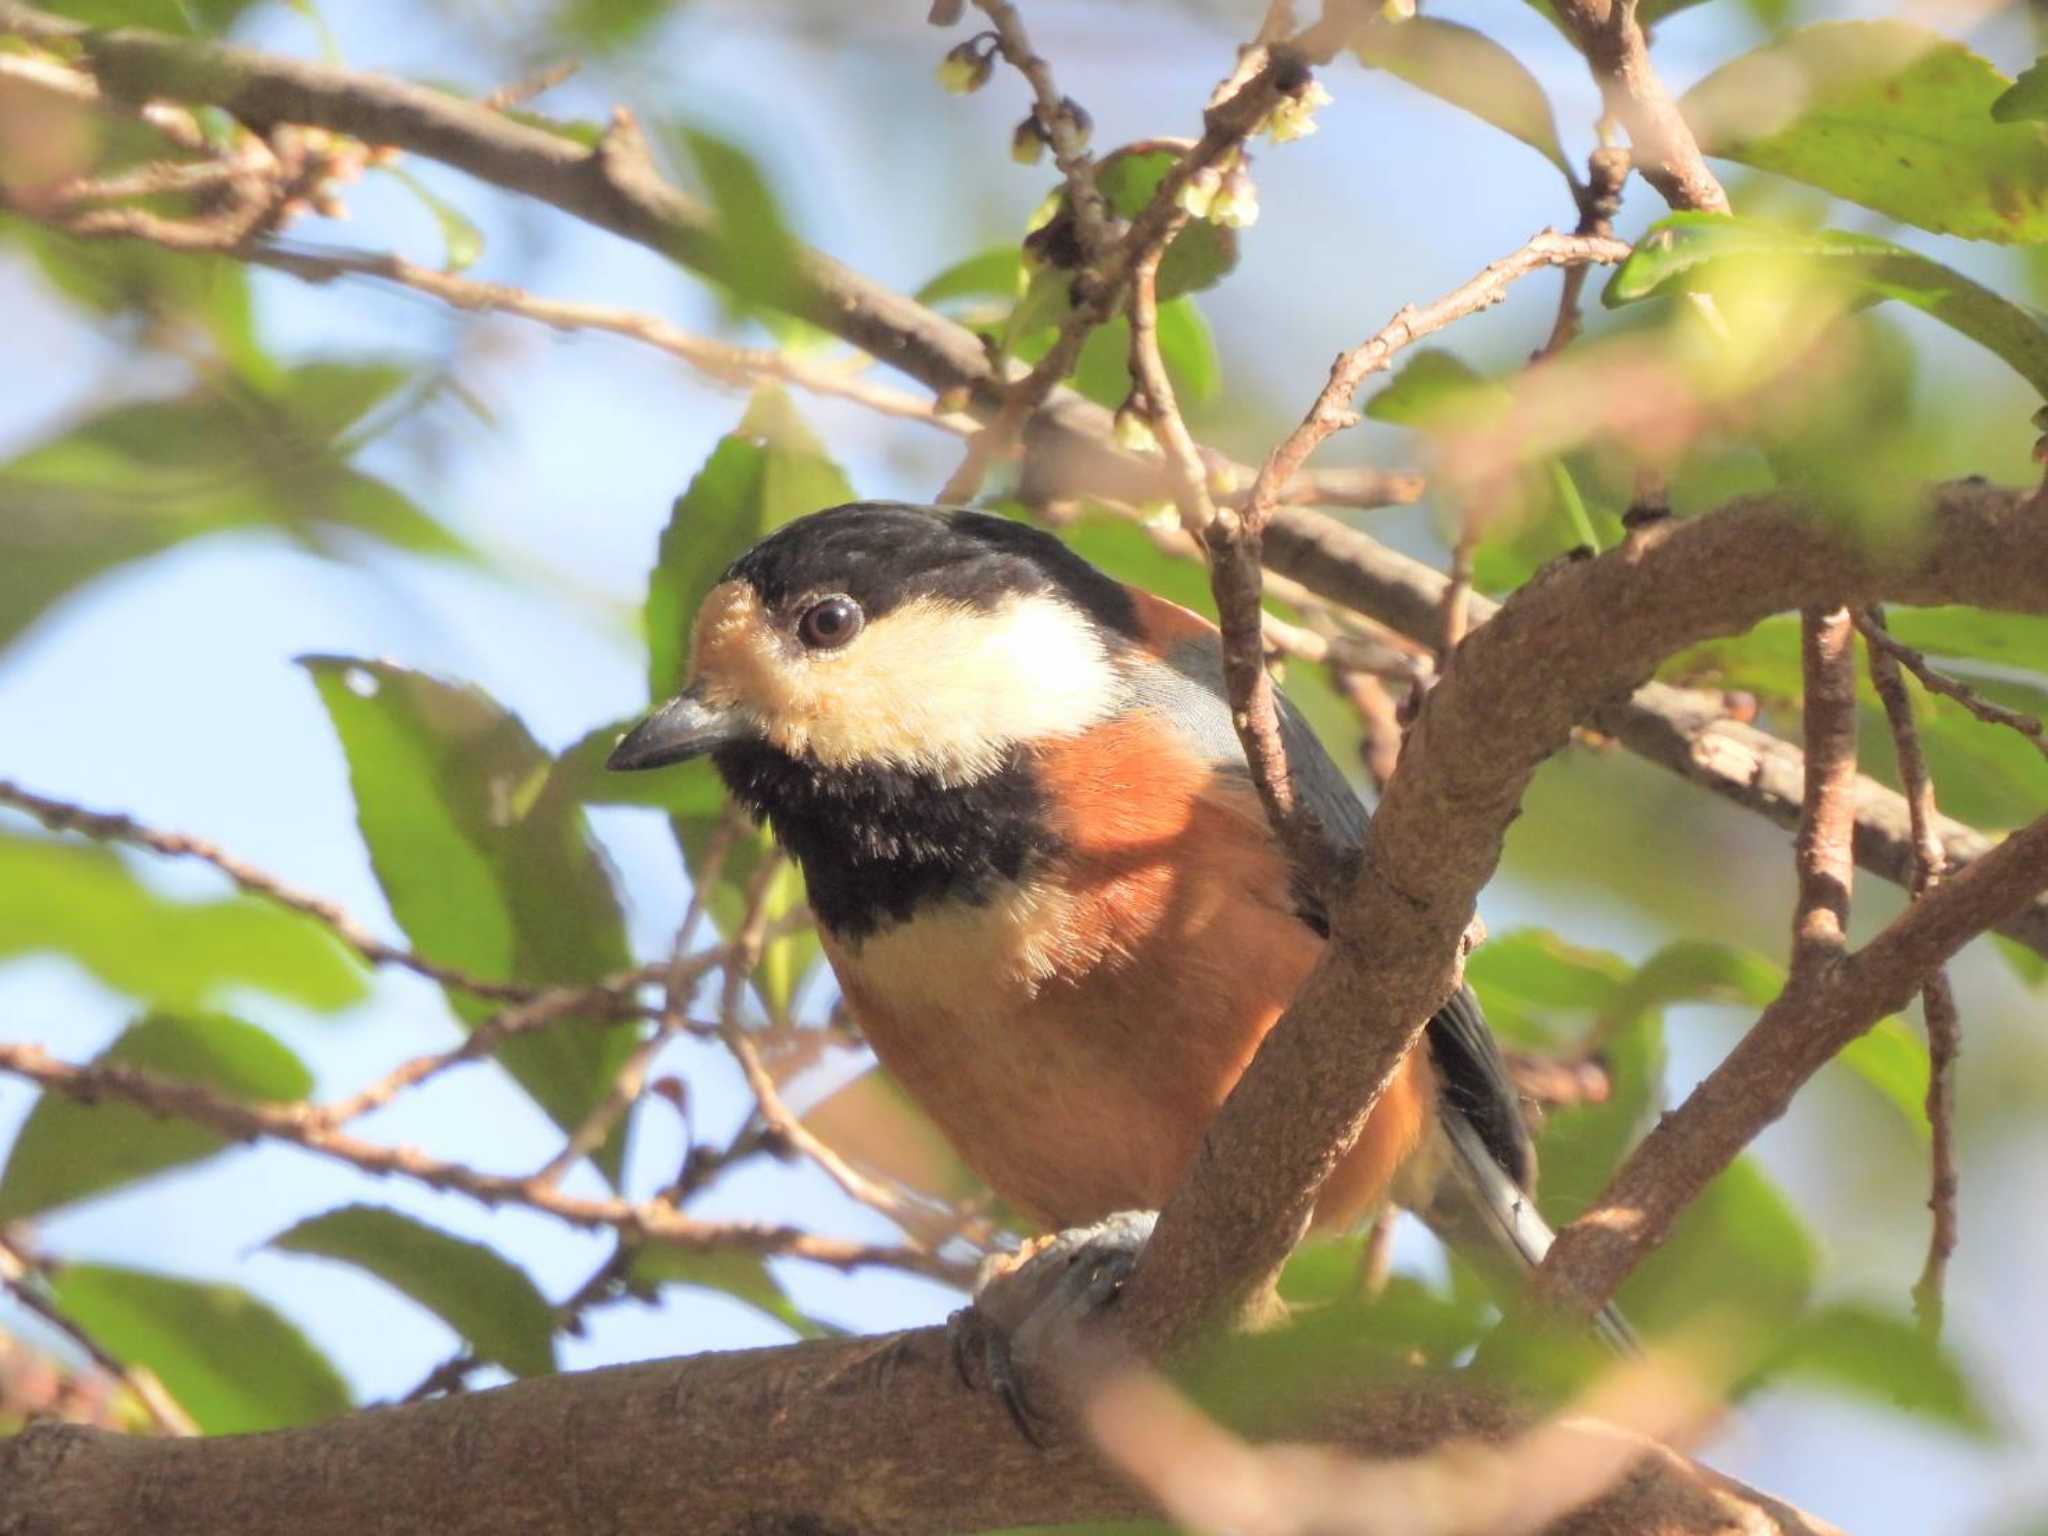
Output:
611 501 1629 1348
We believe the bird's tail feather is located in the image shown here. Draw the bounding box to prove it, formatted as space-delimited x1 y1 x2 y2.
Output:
1437 1108 1640 1357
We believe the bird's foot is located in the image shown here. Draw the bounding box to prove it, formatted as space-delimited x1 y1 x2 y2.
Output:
948 1209 1156 1446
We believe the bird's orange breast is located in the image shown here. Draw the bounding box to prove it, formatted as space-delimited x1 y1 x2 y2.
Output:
823 711 1432 1232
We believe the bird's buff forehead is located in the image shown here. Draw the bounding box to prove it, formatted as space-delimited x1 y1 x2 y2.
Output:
687 578 1122 784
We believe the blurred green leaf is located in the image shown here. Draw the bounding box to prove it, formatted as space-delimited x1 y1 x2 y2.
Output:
0 832 366 1012
1607 214 2048 397
1353 16 1569 176
0 219 271 383
0 1011 313 1223
549 0 672 49
1468 929 1631 1012
42 0 261 27
1839 1016 1933 1143
1680 23 2048 244
271 1204 556 1376
1365 352 1507 429
1884 606 2048 683
1993 57 2048 124
1994 934 2048 989
1626 1156 1817 1336
379 167 486 271
49 1264 349 1434
302 656 639 1180
628 1245 835 1339
1761 1302 1996 1438
916 246 1025 308
680 128 804 319
0 361 466 656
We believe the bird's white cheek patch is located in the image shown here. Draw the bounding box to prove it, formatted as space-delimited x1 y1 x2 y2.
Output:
688 585 1121 784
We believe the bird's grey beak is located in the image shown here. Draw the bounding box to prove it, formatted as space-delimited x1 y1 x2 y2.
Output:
606 689 749 771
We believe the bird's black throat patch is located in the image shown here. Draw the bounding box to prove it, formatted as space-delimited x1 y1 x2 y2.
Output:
710 738 1059 942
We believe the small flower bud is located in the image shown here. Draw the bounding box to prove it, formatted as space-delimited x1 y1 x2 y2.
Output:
937 37 995 94
1011 113 1048 165
1113 399 1160 454
1058 96 1092 149
927 0 965 23
1177 165 1221 219
1210 164 1259 228
1264 79 1332 143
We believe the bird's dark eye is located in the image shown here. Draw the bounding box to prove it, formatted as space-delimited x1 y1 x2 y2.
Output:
796 595 863 651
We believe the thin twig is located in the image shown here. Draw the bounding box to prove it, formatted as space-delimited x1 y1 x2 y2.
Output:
1859 619 2048 764
0 779 637 1008
970 0 1110 263
240 243 975 434
1860 607 1961 1337
0 1044 969 1285
1238 230 1633 535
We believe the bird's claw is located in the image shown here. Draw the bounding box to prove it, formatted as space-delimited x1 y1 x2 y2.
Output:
950 1209 1156 1446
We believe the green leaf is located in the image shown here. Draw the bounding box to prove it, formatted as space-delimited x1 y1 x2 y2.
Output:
41 0 260 29
48 1264 349 1434
1993 57 2048 124
1353 16 1570 176
302 657 640 1180
1761 1302 1996 1437
270 1205 556 1377
1467 929 1631 1012
1884 606 2048 683
1680 23 2048 244
0 1012 313 1223
1064 299 1220 411
0 362 464 657
380 167 486 272
1092 147 1238 300
1606 214 2048 398
680 127 804 319
916 246 1026 308
1994 934 2048 989
0 219 271 383
627 1246 835 1339
0 832 367 1012
1365 351 1510 430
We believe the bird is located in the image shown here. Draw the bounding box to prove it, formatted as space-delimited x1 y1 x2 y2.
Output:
608 500 1630 1353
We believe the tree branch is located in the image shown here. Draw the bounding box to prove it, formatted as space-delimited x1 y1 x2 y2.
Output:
0 1321 1837 1536
1550 0 1729 215
1791 607 1857 978
1120 479 2048 1351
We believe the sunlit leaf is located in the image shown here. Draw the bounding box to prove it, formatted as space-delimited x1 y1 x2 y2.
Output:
1365 350 1509 430
1607 215 2048 398
302 656 640 1180
0 1012 313 1223
1681 23 2048 244
1353 16 1569 176
1091 147 1238 300
271 1204 556 1377
49 1264 349 1434
1761 1302 1997 1438
1064 298 1220 411
627 1246 836 1339
0 833 366 1012
1838 1016 1933 1143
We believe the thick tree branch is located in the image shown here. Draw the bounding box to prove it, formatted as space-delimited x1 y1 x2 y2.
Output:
1120 480 2048 1350
0 1321 1835 1536
1791 607 1857 977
